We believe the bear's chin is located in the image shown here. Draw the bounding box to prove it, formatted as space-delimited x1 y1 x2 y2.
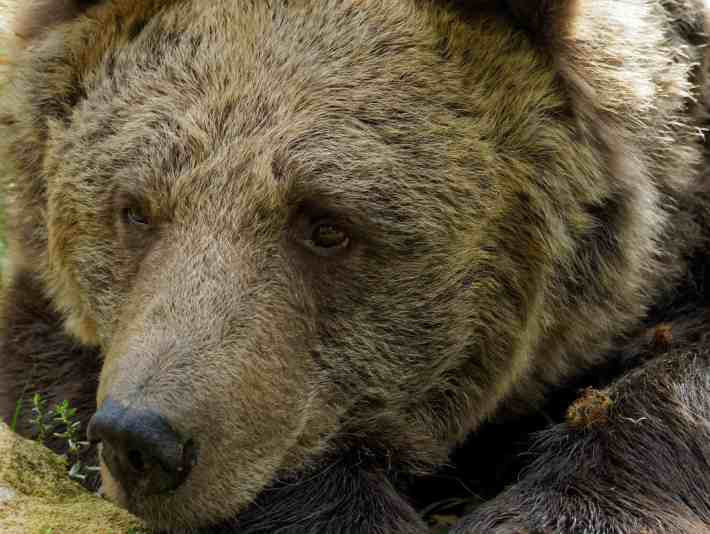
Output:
98 467 205 531
99 458 263 532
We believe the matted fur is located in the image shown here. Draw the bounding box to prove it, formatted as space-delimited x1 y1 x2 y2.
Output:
0 1 709 532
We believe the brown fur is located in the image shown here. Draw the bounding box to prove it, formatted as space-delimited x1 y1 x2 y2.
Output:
0 0 709 532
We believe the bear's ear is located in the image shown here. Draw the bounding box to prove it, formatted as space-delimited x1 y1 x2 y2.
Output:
505 0 578 41
14 0 104 41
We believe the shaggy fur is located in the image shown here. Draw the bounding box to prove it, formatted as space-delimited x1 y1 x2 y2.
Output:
0 0 709 532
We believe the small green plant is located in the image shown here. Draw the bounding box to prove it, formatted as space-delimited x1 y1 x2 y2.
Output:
29 394 99 482
52 399 96 481
10 397 22 433
29 393 53 443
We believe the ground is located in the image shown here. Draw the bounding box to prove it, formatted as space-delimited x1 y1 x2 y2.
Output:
0 422 147 534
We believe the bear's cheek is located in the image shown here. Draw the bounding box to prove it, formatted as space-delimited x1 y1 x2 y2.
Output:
45 183 138 346
45 212 117 346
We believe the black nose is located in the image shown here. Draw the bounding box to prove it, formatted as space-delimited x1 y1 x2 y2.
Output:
88 398 196 495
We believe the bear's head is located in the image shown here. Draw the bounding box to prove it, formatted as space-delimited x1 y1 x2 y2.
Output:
1 0 703 529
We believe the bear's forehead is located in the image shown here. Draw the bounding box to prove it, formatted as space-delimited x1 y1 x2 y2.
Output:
61 0 498 215
101 1 447 105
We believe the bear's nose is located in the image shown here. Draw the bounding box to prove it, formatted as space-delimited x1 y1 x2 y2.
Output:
87 399 196 495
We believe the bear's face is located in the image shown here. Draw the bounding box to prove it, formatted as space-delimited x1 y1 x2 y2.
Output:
39 2 571 525
5 0 687 529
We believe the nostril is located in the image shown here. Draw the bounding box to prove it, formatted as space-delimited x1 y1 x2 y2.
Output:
127 449 146 472
180 439 197 473
89 398 195 494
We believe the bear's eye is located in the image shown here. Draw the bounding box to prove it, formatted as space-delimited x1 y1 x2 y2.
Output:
121 205 150 227
305 220 350 255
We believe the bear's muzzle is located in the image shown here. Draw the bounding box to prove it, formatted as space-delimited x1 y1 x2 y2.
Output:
88 398 197 496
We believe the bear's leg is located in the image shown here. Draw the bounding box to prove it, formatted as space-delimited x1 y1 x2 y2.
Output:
209 453 429 534
453 314 710 534
0 269 102 464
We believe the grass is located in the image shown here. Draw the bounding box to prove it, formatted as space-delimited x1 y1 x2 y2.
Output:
10 397 21 432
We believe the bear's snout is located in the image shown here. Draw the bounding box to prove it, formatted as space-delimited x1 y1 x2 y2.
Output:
88 399 197 496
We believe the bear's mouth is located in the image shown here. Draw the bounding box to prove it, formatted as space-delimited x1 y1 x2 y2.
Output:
88 399 199 502
97 438 198 497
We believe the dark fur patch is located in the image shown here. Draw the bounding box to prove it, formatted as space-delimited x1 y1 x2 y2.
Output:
0 270 102 489
453 315 710 533
505 0 578 41
210 454 429 534
127 19 148 41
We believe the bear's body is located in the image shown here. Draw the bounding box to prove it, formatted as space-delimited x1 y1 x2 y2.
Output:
1 0 709 532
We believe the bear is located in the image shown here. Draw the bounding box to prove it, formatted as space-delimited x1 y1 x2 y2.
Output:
1 0 710 532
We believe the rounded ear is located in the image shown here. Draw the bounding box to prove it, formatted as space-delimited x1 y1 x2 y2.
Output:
14 0 104 41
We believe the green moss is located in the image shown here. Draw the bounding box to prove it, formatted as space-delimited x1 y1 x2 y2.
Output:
0 423 148 534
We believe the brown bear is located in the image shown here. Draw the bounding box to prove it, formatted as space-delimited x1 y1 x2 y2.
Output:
1 0 710 532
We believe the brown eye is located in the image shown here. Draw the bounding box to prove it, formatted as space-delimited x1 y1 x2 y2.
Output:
306 220 350 255
121 205 150 227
